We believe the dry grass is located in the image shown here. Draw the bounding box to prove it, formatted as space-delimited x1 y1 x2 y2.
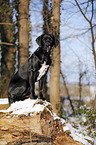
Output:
0 104 9 110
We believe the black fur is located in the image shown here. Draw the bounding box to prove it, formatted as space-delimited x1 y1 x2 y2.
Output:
8 34 59 105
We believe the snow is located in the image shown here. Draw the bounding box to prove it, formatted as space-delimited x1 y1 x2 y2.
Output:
63 122 95 145
0 98 51 116
0 98 8 104
52 113 61 120
0 98 95 145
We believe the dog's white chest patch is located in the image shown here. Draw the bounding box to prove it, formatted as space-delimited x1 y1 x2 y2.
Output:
37 61 49 81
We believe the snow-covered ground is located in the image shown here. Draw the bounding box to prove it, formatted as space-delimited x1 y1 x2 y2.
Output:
0 98 95 145
0 98 8 104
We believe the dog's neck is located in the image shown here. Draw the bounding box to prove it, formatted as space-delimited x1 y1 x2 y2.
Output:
35 47 51 62
39 46 51 55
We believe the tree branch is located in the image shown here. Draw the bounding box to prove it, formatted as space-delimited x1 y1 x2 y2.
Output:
0 23 13 25
91 0 94 22
0 42 14 46
75 0 96 70
90 22 96 68
74 0 90 23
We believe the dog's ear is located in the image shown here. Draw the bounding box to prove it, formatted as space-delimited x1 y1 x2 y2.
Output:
53 36 59 48
36 34 43 47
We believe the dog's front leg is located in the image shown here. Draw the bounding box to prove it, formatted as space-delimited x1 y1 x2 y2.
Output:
29 70 37 99
39 76 46 100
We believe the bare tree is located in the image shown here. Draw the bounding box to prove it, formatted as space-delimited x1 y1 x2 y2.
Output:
40 0 51 100
18 0 30 67
74 0 96 70
50 0 61 116
0 0 16 98
42 0 51 33
78 70 87 107
60 71 75 114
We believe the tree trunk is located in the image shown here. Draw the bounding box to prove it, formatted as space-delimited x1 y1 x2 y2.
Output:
42 0 51 33
18 0 29 67
0 0 16 98
50 0 61 116
41 0 51 100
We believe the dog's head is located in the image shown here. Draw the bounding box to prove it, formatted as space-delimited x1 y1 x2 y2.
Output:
36 34 59 53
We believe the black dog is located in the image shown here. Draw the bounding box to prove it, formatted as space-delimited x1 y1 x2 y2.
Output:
8 34 59 105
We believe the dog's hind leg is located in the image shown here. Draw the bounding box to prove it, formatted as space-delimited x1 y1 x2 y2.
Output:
8 93 14 106
8 80 29 105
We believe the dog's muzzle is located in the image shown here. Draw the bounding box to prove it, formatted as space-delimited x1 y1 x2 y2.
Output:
47 46 51 53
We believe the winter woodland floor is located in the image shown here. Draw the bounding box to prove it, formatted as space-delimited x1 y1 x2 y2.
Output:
0 98 95 145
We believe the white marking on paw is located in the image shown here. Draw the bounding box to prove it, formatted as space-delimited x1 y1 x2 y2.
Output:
37 61 49 81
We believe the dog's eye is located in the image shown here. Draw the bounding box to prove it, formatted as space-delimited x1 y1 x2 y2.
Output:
43 36 52 42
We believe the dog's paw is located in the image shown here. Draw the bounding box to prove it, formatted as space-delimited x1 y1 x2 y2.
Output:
42 98 45 101
33 95 38 99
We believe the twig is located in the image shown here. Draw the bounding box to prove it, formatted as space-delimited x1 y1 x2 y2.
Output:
0 23 13 25
0 42 14 46
74 0 90 23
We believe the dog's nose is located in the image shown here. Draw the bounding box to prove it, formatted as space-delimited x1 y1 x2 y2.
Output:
47 46 51 52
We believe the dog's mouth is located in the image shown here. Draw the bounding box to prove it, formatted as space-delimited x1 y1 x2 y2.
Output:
46 45 51 53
